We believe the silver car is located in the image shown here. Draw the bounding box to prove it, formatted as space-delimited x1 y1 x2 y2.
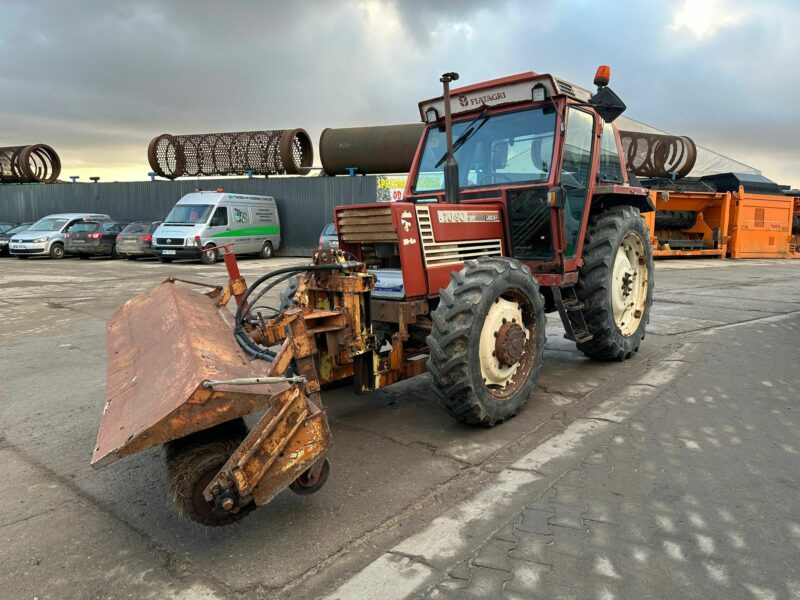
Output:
10 213 111 259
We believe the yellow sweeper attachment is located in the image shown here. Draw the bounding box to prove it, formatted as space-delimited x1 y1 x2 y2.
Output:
92 248 344 525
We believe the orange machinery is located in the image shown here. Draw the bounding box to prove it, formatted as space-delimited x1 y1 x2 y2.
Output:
643 188 731 259
704 174 795 259
791 195 800 257
644 174 796 260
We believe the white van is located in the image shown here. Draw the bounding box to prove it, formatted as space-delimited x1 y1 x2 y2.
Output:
152 191 280 264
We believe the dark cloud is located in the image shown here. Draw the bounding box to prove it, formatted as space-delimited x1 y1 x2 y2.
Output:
0 0 797 185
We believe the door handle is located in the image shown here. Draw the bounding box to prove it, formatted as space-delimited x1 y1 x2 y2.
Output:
225 228 231 232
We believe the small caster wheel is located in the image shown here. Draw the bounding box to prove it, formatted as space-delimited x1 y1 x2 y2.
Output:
290 458 330 495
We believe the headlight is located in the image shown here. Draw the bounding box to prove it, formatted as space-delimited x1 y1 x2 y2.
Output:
32 236 49 243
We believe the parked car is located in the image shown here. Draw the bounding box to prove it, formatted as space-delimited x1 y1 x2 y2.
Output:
0 223 32 256
0 222 18 234
151 191 280 264
115 221 161 259
65 221 128 259
319 222 339 249
10 213 111 259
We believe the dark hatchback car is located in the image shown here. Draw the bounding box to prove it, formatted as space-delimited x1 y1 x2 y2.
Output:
319 222 339 249
0 223 31 256
65 221 128 259
0 222 18 234
115 221 161 259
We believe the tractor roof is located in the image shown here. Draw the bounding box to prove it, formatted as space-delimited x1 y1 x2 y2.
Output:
418 71 593 122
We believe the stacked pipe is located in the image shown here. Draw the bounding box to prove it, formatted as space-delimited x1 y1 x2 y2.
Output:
0 144 61 183
319 123 425 175
148 129 313 179
618 131 697 180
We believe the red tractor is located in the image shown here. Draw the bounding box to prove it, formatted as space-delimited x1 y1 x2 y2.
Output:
93 66 655 524
333 66 654 425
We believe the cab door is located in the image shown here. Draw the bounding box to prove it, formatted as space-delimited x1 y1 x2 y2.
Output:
558 107 596 262
206 205 231 249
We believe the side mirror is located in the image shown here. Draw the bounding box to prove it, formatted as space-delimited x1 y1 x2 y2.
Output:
589 86 626 123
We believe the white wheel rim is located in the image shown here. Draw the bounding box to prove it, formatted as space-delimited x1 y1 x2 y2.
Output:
611 231 648 336
479 297 528 388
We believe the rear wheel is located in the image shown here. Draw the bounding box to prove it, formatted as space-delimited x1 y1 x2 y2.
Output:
49 243 65 259
78 253 90 260
126 256 138 261
200 245 218 264
428 257 546 426
574 205 654 361
260 241 274 259
111 246 122 259
15 255 28 259
165 419 255 526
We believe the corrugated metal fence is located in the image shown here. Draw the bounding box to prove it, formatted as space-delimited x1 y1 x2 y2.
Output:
0 176 378 256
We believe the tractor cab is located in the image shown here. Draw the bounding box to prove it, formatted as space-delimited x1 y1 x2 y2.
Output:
408 69 649 281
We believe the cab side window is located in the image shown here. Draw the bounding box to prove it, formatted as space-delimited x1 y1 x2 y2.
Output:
598 124 624 184
210 207 228 227
560 108 594 257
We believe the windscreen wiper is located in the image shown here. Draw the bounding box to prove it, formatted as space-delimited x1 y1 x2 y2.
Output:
434 109 489 169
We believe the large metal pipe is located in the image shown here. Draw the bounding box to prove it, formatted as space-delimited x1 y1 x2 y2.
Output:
148 129 313 179
0 144 61 183
618 130 697 180
319 123 425 176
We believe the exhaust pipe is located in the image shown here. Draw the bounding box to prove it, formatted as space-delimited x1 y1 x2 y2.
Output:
440 72 461 205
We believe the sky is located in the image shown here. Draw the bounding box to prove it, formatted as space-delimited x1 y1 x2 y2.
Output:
1 0 798 186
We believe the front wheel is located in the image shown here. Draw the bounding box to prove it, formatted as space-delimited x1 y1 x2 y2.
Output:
200 245 218 264
49 243 65 259
574 205 654 361
428 257 546 426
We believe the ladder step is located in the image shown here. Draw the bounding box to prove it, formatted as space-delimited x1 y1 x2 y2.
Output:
563 331 594 343
562 299 584 310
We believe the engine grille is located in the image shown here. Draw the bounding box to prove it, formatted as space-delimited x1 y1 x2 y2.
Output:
415 206 502 267
155 237 185 246
338 206 397 243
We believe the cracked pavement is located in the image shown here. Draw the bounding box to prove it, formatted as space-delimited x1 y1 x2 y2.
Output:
1 256 799 599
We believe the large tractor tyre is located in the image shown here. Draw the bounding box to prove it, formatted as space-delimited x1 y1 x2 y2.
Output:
279 275 299 311
574 205 654 361
165 418 256 526
428 257 546 426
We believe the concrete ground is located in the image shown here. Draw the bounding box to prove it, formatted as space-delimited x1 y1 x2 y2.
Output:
0 254 799 599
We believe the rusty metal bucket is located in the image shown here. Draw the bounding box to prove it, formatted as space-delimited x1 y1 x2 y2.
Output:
92 280 288 468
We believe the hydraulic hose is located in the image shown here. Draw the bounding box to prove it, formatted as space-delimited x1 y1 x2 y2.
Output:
233 262 360 361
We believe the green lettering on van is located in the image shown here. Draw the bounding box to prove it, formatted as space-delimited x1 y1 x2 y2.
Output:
211 225 280 238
